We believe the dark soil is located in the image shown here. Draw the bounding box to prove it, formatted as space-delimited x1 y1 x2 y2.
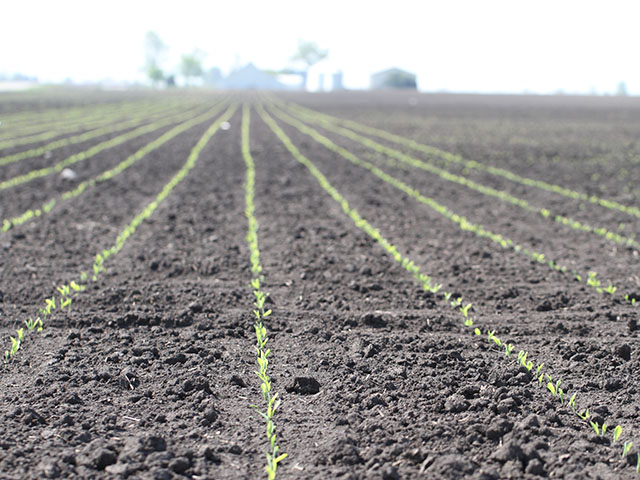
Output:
1 90 640 479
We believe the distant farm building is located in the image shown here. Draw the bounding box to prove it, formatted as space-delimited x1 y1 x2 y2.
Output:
218 63 287 90
370 68 417 90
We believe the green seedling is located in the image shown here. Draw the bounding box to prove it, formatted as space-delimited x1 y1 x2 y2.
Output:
25 317 43 332
568 393 577 411
464 317 473 327
45 296 56 311
601 423 607 437
61 297 72 309
474 328 481 336
637 453 640 473
9 336 20 357
590 421 600 436
578 408 590 420
69 280 85 292
460 303 472 317
450 297 462 308
504 343 514 357
443 292 452 302
613 425 623 443
604 283 617 295
623 441 633 458
57 284 70 297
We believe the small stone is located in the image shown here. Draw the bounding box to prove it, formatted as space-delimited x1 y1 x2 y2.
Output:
165 353 187 365
94 449 118 470
229 444 242 455
169 456 190 474
201 446 221 463
189 302 203 313
361 312 387 328
230 375 246 387
286 376 321 395
445 394 469 413
615 344 632 361
60 168 77 180
105 463 130 475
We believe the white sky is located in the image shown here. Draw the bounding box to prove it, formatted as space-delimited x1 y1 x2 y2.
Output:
2 0 639 94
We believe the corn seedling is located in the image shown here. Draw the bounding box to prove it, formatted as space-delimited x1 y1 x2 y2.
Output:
504 343 514 357
25 317 43 332
614 425 623 443
243 105 287 479
623 441 633 458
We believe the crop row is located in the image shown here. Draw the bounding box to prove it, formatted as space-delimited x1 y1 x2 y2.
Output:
3 103 236 363
0 98 153 136
266 103 632 304
0 100 197 168
0 99 177 149
242 104 287 479
0 103 210 191
282 101 640 222
0 96 198 142
1 102 229 233
282 102 638 251
257 103 640 473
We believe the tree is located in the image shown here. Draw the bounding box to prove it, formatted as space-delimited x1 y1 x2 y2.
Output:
180 50 205 86
291 40 328 89
144 31 167 86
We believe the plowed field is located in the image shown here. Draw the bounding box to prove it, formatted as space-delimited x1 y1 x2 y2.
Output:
1 90 640 479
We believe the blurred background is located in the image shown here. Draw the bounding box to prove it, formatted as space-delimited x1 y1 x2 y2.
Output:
2 0 638 95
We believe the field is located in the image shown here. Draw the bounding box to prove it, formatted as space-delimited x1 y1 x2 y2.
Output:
1 88 640 479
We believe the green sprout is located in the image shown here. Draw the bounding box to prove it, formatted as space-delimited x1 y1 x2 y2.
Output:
590 421 600 436
25 317 43 332
504 343 514 357
604 283 617 295
568 392 577 411
623 441 633 458
57 284 70 297
460 303 472 317
613 425 622 443
464 317 473 327
474 328 481 336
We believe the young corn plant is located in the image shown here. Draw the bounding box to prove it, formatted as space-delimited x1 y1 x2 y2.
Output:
243 105 287 479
